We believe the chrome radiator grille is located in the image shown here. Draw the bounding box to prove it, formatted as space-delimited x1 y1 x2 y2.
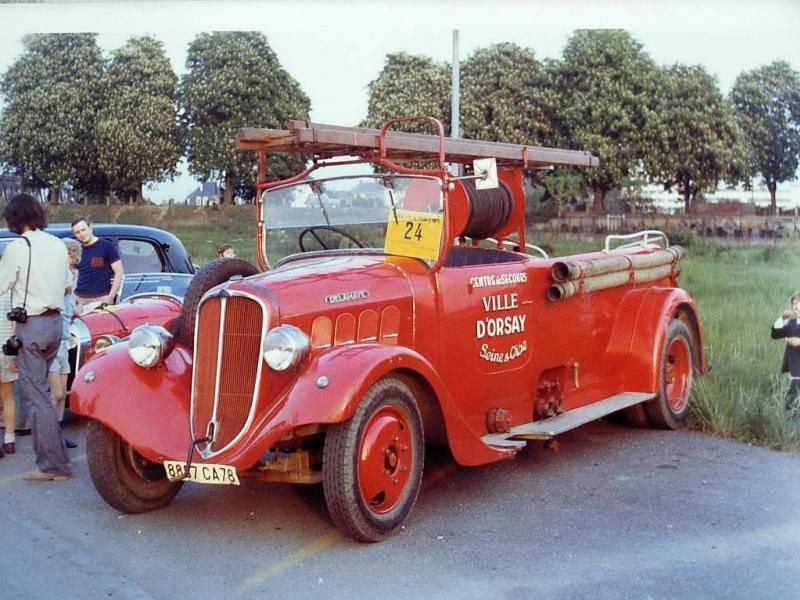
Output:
191 293 264 457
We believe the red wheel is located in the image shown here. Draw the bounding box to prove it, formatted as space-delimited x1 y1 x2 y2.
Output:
665 333 692 411
357 405 415 514
323 377 424 542
645 319 695 429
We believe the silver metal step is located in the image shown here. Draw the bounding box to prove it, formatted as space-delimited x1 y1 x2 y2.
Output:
482 391 654 449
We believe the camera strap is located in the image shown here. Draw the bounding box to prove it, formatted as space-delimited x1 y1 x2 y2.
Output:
9 236 32 313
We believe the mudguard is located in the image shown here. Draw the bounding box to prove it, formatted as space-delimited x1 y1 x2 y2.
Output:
263 342 516 467
605 287 705 392
70 343 194 462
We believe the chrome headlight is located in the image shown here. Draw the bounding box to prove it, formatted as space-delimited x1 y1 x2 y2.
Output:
70 319 91 350
263 325 310 371
94 334 120 353
128 325 175 368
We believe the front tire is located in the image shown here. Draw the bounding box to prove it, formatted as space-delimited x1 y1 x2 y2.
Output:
86 420 183 513
644 319 695 429
323 378 424 542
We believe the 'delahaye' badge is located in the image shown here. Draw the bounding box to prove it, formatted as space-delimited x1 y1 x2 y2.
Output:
326 290 369 304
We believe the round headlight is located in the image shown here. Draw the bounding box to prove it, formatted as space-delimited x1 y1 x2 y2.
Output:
94 334 120 353
263 325 310 371
128 325 175 368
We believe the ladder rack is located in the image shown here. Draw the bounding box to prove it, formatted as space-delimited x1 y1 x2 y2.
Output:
237 120 599 169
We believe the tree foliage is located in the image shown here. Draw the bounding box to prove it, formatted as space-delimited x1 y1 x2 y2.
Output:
460 43 553 146
541 170 586 215
362 52 450 134
730 60 800 213
96 36 181 203
179 32 310 204
548 30 662 213
0 33 105 201
648 64 746 211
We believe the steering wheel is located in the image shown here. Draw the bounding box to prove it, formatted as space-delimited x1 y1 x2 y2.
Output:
298 226 365 252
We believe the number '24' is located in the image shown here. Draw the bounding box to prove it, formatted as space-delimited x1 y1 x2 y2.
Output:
404 221 423 241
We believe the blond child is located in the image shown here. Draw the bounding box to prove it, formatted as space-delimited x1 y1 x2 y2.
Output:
47 239 80 446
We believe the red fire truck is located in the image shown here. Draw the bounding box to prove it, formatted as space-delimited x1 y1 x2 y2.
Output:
71 117 706 542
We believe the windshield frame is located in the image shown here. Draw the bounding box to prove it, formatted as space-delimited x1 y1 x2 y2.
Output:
260 174 446 270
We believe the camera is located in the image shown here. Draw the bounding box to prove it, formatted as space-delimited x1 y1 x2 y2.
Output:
2 335 21 356
7 306 27 323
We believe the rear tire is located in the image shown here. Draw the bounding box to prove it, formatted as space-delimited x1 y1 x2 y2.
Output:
621 403 651 428
644 319 695 429
323 378 424 542
86 420 182 513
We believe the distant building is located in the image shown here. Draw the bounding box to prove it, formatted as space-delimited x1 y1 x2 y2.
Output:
642 181 800 214
185 182 221 206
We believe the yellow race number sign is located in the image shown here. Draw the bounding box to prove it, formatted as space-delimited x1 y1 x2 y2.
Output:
384 209 443 261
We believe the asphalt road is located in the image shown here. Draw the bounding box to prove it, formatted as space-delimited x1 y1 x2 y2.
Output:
1 419 798 600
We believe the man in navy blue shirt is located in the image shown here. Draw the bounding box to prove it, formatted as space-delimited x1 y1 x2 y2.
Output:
71 216 124 308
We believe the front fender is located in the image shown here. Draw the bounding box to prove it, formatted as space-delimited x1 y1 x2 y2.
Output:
270 342 515 466
605 287 705 392
70 343 193 462
279 343 444 424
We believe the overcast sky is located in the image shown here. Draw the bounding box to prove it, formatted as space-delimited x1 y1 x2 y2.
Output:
1 0 799 201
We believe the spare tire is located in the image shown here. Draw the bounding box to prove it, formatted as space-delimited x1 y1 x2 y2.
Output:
175 258 260 348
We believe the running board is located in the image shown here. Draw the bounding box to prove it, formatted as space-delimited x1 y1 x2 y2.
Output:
482 391 655 449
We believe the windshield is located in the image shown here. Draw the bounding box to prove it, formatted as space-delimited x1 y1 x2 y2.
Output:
120 273 194 301
262 175 443 267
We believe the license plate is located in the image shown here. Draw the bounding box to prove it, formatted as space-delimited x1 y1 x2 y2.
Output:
163 460 240 485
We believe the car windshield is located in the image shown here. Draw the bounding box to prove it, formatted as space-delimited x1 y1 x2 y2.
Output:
120 273 194 301
262 175 443 267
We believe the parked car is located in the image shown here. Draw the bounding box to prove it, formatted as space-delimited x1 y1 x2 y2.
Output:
69 276 194 386
71 118 707 543
1 223 196 394
0 222 196 276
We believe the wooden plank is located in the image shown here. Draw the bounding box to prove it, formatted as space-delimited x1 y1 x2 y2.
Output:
482 391 654 447
236 121 600 168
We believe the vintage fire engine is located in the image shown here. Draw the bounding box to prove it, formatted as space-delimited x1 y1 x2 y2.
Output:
71 117 706 542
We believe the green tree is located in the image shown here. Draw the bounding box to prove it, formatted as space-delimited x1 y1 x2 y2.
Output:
96 36 181 204
0 33 105 202
460 43 553 145
179 32 310 205
362 52 450 134
648 64 746 211
548 30 662 214
541 170 585 216
730 60 800 214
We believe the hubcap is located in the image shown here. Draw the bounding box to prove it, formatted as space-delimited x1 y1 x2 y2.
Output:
665 336 691 411
358 405 413 515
